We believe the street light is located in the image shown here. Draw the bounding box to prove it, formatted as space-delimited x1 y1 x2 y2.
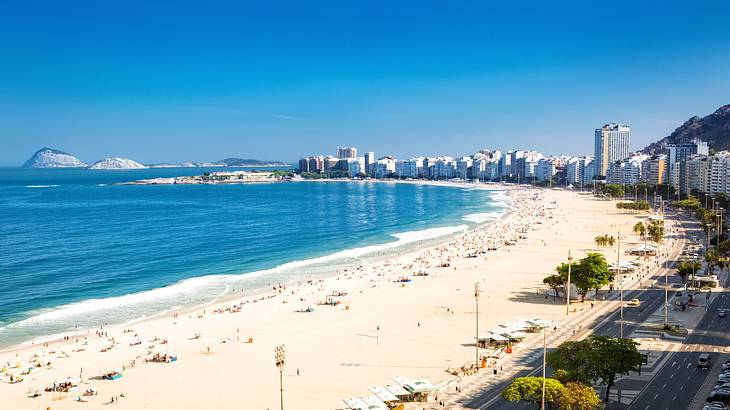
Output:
617 230 624 338
474 282 480 369
541 327 547 410
275 344 286 410
566 250 573 316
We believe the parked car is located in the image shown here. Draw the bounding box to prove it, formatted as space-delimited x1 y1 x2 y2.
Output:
704 402 727 410
719 309 727 318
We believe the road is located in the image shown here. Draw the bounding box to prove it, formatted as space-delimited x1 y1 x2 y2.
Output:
463 211 691 409
630 271 730 409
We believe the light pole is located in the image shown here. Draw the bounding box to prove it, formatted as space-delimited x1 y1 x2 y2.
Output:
617 230 624 338
474 282 480 369
664 266 669 329
566 250 573 315
275 345 286 410
541 327 546 410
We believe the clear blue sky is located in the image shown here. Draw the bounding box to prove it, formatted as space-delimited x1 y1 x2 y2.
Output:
1 0 729 166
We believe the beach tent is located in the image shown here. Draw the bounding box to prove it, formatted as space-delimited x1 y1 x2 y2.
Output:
411 379 436 393
368 386 400 404
384 384 412 401
362 396 390 410
344 397 370 410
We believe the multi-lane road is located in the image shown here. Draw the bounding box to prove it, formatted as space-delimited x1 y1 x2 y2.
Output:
630 270 730 409
463 211 703 409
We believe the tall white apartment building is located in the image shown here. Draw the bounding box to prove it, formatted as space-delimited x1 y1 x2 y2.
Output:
336 146 357 159
594 123 630 177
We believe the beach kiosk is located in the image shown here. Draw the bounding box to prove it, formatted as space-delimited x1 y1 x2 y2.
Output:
344 397 369 410
384 384 412 403
368 386 401 409
392 376 435 402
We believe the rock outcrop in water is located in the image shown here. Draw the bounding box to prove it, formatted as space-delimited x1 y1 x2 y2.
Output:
22 148 88 168
88 157 146 170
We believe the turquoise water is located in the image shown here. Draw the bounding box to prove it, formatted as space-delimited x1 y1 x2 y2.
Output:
0 168 508 347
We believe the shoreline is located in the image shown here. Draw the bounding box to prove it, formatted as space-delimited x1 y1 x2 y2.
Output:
0 183 514 353
0 187 641 410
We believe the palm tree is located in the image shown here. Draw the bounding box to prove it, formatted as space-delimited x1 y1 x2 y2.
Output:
606 235 616 248
594 235 606 249
705 250 720 275
633 222 646 240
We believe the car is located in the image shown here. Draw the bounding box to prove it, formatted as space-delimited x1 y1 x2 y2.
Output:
704 402 727 410
627 298 641 306
720 309 727 318
700 353 712 368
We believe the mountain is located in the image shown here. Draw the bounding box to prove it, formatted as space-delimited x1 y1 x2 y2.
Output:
644 104 730 155
88 157 146 170
219 158 290 167
22 148 87 168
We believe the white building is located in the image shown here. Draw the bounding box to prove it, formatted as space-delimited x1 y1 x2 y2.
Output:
594 123 630 177
607 154 647 185
374 157 396 178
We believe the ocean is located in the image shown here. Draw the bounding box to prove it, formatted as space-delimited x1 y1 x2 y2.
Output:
0 168 509 348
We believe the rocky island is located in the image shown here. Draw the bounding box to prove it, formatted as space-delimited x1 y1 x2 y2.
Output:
22 148 88 168
88 157 147 170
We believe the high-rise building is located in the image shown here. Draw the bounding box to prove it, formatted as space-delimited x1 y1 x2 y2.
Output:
667 139 709 185
336 146 357 159
594 123 630 177
364 152 375 176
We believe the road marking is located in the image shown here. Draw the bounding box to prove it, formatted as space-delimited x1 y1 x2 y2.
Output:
662 383 667 389
670 374 674 379
653 393 659 399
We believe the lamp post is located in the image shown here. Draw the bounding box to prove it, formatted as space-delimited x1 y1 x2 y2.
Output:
617 230 624 338
566 250 573 315
541 327 546 410
474 282 480 369
275 345 286 410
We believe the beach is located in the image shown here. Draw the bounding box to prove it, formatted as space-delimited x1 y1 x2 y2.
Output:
0 187 653 409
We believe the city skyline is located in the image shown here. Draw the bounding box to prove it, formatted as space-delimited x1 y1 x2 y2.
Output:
2 1 730 166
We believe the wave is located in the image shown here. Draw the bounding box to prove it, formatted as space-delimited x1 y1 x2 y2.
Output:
0 224 469 342
462 211 505 224
25 185 59 188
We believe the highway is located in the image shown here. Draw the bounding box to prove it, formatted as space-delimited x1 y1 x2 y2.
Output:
463 211 693 409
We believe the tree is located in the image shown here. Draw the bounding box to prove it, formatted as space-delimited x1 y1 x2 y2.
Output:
571 253 613 301
647 220 664 244
543 273 566 300
500 376 564 409
594 235 606 249
719 239 730 256
706 250 721 275
633 222 646 240
556 382 601 410
676 261 700 285
549 336 643 403
602 184 624 199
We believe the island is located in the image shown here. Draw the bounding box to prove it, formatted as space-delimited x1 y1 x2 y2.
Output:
119 170 296 185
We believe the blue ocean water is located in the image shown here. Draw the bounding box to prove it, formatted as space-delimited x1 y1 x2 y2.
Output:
0 168 508 347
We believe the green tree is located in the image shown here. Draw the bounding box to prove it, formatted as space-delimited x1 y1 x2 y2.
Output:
571 253 613 301
719 239 730 256
549 335 643 402
633 222 646 240
602 184 624 199
647 220 664 244
676 260 701 286
543 273 566 300
500 376 564 409
705 250 721 275
556 381 601 410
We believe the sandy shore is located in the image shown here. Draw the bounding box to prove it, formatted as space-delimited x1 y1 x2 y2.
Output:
0 188 652 409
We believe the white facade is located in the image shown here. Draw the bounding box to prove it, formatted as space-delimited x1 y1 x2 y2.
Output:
594 123 630 176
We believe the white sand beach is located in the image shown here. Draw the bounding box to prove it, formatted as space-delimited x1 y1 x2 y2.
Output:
0 188 660 409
